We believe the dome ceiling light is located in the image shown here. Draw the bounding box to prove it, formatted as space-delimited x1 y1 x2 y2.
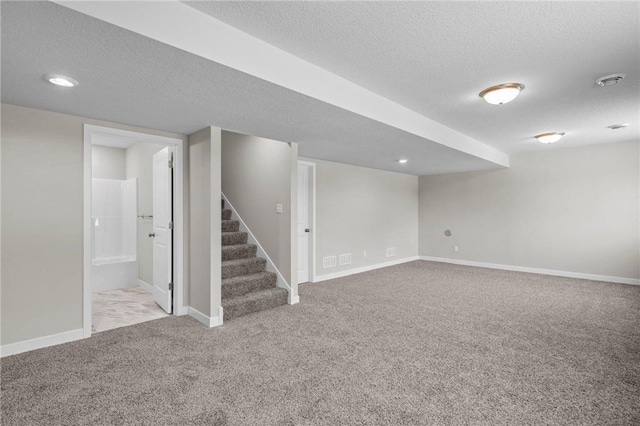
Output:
479 83 524 105
535 132 565 144
43 73 79 87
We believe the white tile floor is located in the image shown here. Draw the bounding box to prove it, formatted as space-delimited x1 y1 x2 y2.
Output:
92 287 169 333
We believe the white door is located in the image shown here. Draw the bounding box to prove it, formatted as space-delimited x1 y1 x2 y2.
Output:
152 147 173 313
297 163 311 283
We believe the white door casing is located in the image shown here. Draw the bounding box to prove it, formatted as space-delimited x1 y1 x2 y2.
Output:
297 163 311 283
152 147 173 313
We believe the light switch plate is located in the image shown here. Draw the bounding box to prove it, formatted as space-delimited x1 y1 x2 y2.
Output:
276 203 283 214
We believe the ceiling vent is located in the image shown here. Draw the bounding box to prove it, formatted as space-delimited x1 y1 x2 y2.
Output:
595 74 626 87
608 124 629 130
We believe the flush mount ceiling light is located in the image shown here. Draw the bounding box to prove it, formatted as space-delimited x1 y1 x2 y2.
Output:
608 123 629 130
43 73 78 87
397 159 408 164
535 132 565 144
479 83 524 105
595 73 626 87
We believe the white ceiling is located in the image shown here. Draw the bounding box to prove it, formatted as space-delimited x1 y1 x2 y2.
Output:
187 1 639 155
2 1 638 177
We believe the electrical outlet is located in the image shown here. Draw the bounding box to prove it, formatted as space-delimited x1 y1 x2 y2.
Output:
275 203 283 214
386 247 396 257
363 250 367 258
454 245 459 252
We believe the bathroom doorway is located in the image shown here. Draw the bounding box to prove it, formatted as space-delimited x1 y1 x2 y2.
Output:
83 125 184 335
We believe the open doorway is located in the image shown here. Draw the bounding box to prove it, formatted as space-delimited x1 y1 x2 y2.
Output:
83 125 184 335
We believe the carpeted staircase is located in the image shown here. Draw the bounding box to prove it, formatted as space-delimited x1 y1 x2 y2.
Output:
221 200 288 321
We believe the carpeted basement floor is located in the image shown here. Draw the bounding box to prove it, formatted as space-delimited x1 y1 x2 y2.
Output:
2 261 639 425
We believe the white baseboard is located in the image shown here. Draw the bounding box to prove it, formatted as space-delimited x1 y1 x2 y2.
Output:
418 256 640 286
313 256 419 283
289 294 300 305
188 306 223 328
1 328 85 358
138 279 153 293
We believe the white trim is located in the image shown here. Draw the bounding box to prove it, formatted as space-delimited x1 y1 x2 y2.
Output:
418 256 640 286
188 306 223 328
84 125 186 341
83 127 93 337
173 140 187 316
313 256 419 282
138 279 153 293
297 161 317 285
1 329 85 358
221 193 292 295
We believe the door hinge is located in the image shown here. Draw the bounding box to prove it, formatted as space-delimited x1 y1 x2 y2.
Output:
169 282 174 291
168 153 174 169
168 221 174 230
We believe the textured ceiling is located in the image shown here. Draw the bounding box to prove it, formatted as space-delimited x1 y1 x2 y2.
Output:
187 1 640 154
1 1 496 175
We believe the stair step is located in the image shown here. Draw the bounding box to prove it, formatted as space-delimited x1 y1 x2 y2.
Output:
222 231 248 246
222 271 277 299
222 257 266 279
222 244 257 261
223 287 288 321
221 220 239 232
222 209 232 220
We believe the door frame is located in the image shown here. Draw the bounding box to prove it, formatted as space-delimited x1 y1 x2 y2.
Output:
83 125 185 338
297 160 317 284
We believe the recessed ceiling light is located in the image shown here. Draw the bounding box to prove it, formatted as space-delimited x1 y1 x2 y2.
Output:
397 159 408 164
535 132 565 144
43 73 78 87
595 74 625 87
608 123 629 130
479 83 524 105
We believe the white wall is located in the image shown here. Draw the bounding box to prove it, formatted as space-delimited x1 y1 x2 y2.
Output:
188 127 222 323
125 143 165 285
1 104 187 347
419 141 640 281
221 131 297 290
91 146 126 180
301 158 419 279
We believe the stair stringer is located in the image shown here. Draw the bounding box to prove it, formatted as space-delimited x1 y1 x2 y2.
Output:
221 192 297 304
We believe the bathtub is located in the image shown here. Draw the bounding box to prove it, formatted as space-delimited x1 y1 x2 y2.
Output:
91 178 139 293
92 257 139 293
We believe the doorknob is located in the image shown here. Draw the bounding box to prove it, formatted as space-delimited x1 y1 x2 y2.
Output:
148 232 156 238
305 228 310 233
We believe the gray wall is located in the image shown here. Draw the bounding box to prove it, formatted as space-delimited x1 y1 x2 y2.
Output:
1 104 186 346
221 131 296 286
302 158 419 278
188 127 222 319
125 143 165 285
419 141 640 280
91 146 126 180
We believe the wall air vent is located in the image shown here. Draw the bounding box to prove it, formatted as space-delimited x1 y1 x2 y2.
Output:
595 73 626 87
322 255 337 269
339 253 352 266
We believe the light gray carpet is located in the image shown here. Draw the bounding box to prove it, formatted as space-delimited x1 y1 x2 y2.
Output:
2 261 639 425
